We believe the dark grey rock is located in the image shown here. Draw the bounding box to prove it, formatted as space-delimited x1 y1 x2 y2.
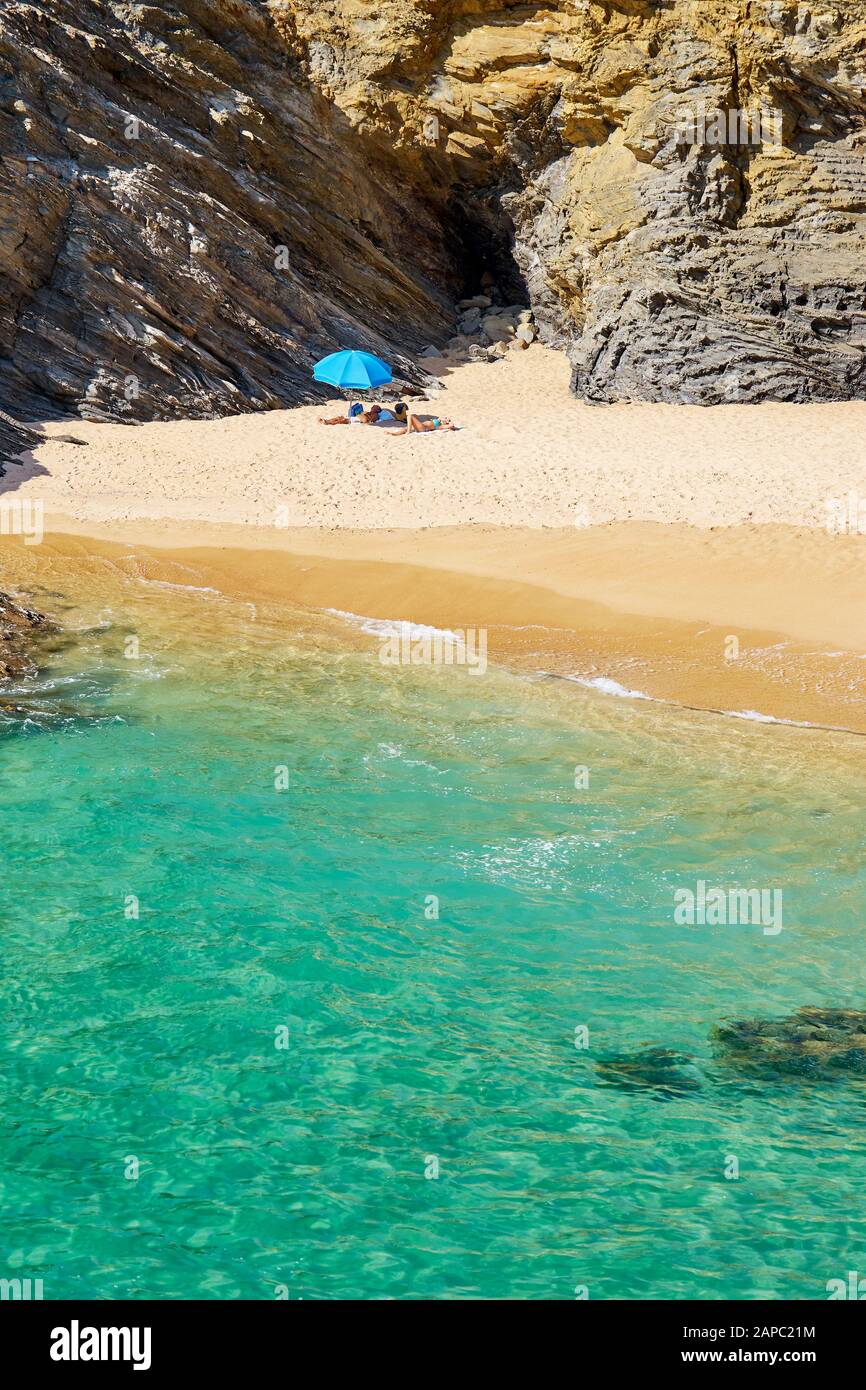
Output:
712 1007 866 1079
0 592 54 680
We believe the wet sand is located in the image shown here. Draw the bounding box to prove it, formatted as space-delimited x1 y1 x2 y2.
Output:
2 519 865 735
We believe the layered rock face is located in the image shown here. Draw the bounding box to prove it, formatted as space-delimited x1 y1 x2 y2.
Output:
1 0 865 445
288 0 866 403
0 0 458 440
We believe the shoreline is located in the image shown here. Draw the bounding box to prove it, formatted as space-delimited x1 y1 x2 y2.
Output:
2 514 865 736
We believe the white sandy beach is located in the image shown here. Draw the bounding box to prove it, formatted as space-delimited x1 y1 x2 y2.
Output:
4 344 866 734
11 346 866 531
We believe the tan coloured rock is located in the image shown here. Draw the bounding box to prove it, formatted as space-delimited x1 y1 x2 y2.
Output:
285 0 866 402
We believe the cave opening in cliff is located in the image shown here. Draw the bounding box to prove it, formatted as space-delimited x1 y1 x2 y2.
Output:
448 187 530 307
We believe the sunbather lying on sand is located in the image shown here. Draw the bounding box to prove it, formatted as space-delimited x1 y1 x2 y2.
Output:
318 403 380 426
318 403 409 427
386 412 458 436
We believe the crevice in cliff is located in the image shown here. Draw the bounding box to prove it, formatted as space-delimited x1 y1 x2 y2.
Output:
447 184 530 306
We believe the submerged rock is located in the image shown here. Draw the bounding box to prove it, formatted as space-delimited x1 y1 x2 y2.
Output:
595 1046 704 1099
711 1007 866 1080
0 595 120 733
593 1007 866 1100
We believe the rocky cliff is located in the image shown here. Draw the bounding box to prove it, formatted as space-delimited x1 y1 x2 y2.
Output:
1 0 865 447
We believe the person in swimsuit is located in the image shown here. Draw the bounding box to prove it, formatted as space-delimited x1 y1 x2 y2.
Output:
319 404 398 426
318 402 375 425
386 411 457 436
369 403 408 425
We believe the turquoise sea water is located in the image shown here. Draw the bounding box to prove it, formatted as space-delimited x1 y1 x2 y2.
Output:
2 567 866 1301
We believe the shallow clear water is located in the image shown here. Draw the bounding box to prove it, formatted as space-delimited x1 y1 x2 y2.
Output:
2 567 866 1300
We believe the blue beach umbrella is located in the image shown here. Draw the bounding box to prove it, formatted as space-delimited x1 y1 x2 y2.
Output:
313 350 392 392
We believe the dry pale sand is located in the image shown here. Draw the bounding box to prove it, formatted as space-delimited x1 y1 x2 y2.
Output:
3 344 866 732
11 344 866 529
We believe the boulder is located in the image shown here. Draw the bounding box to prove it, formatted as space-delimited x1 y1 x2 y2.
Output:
0 594 54 681
595 1047 703 1098
711 1007 866 1080
481 313 518 343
